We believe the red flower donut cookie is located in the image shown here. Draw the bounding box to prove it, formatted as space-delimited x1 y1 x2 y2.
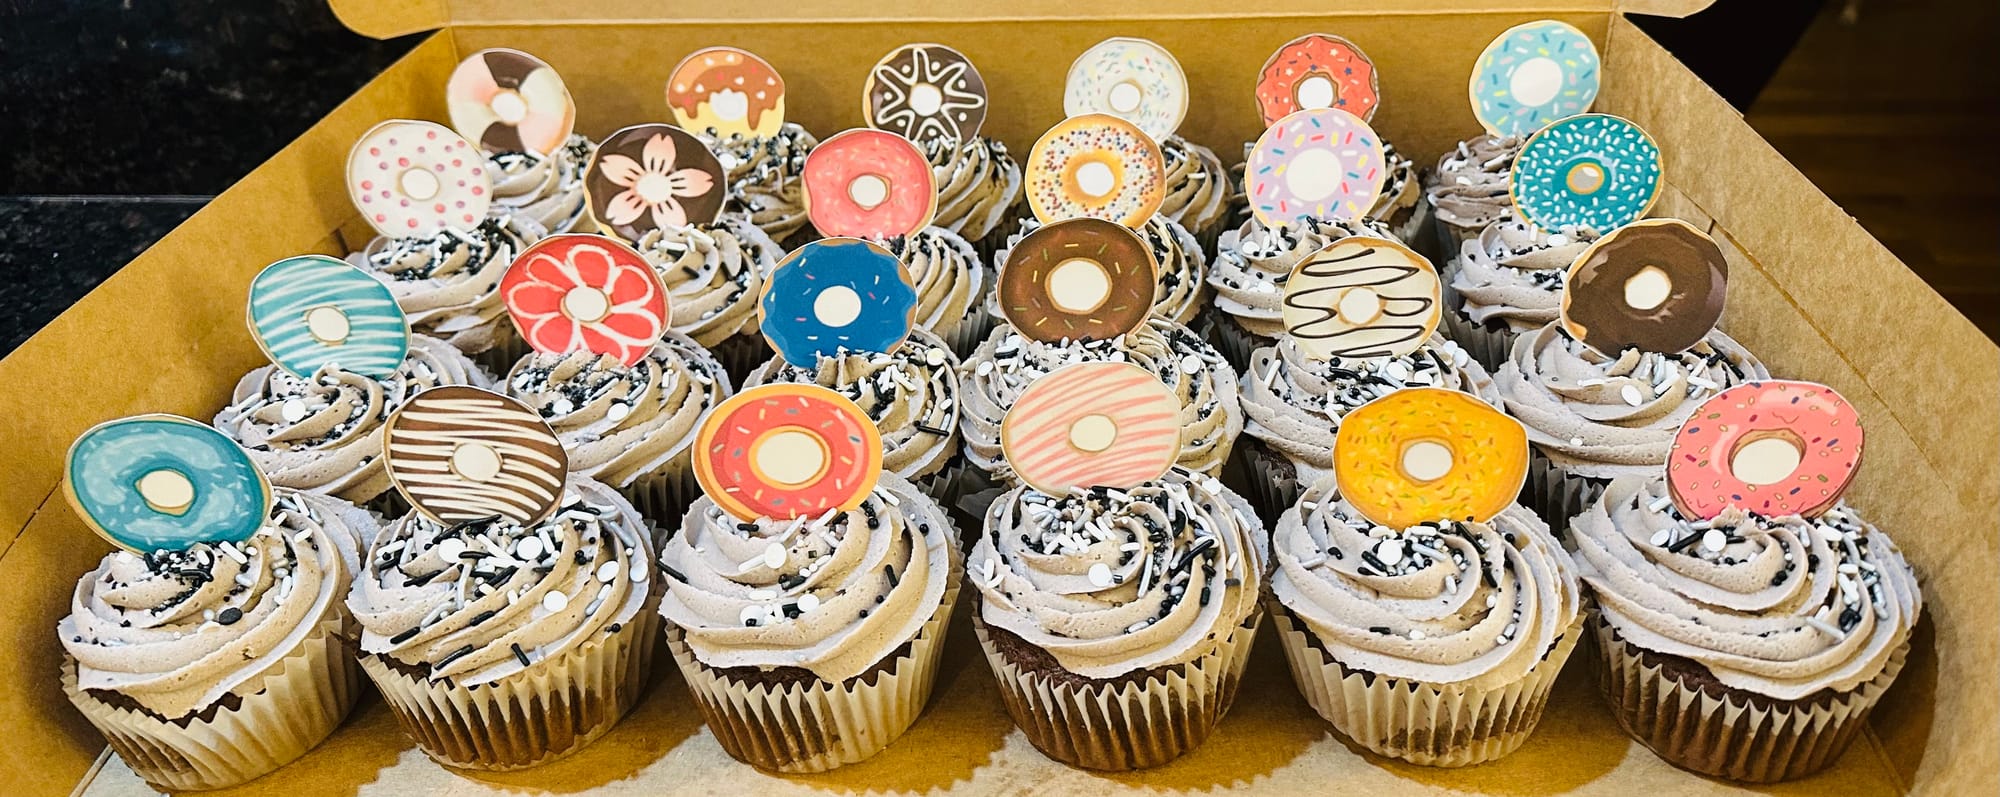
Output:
1333 388 1528 529
667 46 786 139
802 128 937 240
1025 113 1165 228
1255 33 1380 126
446 48 576 156
346 120 492 238
695 384 885 522
1667 381 1864 521
1245 108 1385 228
1002 362 1180 497
502 234 670 367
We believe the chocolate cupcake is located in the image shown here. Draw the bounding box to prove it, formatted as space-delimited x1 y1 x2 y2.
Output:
347 216 540 360
631 213 783 378
925 136 1025 260
701 124 819 247
1423 133 1526 258
885 226 993 355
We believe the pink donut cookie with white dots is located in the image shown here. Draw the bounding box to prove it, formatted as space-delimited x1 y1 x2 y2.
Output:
346 120 493 238
1667 380 1864 521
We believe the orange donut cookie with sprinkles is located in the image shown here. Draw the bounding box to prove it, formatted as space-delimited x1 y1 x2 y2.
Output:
695 384 884 521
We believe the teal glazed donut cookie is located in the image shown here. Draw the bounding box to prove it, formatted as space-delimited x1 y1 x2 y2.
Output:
759 238 919 366
1510 113 1661 233
248 254 410 380
1468 19 1601 137
64 415 274 552
1064 36 1188 142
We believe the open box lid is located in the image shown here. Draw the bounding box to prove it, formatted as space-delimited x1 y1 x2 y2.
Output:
330 0 1718 39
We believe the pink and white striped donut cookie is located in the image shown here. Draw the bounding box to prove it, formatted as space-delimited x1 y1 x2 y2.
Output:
1667 380 1864 521
1002 362 1179 496
346 120 492 238
1244 107 1385 228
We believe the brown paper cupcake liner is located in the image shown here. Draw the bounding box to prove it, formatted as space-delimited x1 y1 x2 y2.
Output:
1524 448 1610 537
1272 606 1583 767
971 605 1262 771
360 606 661 771
1438 306 1520 373
1195 309 1271 375
1239 438 1306 526
711 332 776 388
1590 617 1910 783
473 331 531 377
945 302 999 359
1395 198 1438 263
1431 217 1484 272
621 449 702 539
61 611 360 792
665 553 964 773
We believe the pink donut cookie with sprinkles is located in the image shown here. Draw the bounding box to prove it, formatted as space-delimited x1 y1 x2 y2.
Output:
1024 113 1165 228
803 128 937 240
1244 107 1385 228
1667 380 1864 521
346 120 491 238
501 234 670 367
1255 33 1380 126
694 384 884 522
1002 362 1180 496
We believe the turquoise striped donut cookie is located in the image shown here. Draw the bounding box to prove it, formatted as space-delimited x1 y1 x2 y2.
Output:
1509 113 1661 234
64 415 273 552
1468 19 1601 136
248 254 410 380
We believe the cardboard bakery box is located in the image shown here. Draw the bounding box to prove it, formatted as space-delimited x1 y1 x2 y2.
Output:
2 0 1993 793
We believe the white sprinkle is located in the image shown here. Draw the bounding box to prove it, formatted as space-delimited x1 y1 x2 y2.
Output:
597 561 621 583
1408 629 1426 640
280 398 308 423
975 360 994 377
1621 384 1645 406
630 563 649 583
1120 542 1142 552
797 593 821 613
1650 529 1673 547
1486 594 1499 608
925 347 947 366
293 528 314 544
1649 495 1676 512
1805 617 1844 640
1384 361 1412 382
1369 525 1395 539
1376 539 1406 566
740 605 765 625
1547 233 1569 246
1687 374 1720 390
1087 563 1114 587
762 543 787 569
436 537 466 562
1569 436 1584 446
1701 529 1727 552
1180 353 1203 374
516 536 545 561
1576 378 1608 387
606 403 632 423
542 591 570 613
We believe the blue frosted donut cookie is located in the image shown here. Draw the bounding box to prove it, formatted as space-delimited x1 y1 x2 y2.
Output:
1469 20 1601 136
759 238 918 366
1510 113 1661 233
64 415 273 552
248 254 410 380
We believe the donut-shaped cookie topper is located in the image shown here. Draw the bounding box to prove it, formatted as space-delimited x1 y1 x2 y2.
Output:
1560 218 1727 356
999 218 1157 343
1064 37 1188 142
64 415 273 552
1025 114 1166 228
1256 33 1381 126
1002 362 1180 497
383 386 569 527
1245 107 1386 228
1667 381 1863 522
1469 20 1602 137
347 120 492 239
760 238 918 366
1510 113 1661 234
248 254 410 381
694 384 884 522
1333 388 1528 529
586 123 727 243
1282 236 1442 360
802 128 937 240
667 46 786 139
502 234 670 368
446 48 576 157
865 43 989 147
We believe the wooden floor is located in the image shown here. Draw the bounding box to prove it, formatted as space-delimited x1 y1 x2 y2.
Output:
1745 0 2000 341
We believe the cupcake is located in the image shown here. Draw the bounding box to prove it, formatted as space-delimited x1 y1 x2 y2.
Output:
58 416 374 791
860 44 1024 264
924 135 1024 259
444 48 596 236
484 133 594 235
1370 139 1430 245
745 327 962 495
885 226 992 354
1441 219 1600 369
1268 387 1582 766
1205 215 1398 368
993 214 1208 327
1425 133 1526 260
1156 134 1234 255
701 125 817 247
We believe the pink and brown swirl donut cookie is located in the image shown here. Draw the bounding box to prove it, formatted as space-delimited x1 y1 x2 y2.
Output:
446 48 577 156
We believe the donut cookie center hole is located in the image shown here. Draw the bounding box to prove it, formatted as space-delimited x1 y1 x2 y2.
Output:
1730 430 1805 486
1295 74 1337 110
847 174 890 210
1069 414 1118 453
1565 161 1607 195
813 285 863 328
450 442 503 483
753 428 829 487
1510 57 1564 108
1400 439 1455 483
635 173 679 205
490 90 529 124
562 286 612 323
1108 81 1144 114
136 469 196 515
1623 266 1673 311
398 168 441 200
1074 160 1118 199
1284 148 1345 202
304 305 352 345
709 88 749 122
1049 259 1113 313
1336 287 1385 325
909 83 944 116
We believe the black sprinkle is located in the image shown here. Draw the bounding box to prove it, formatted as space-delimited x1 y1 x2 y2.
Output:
1369 626 1393 635
216 607 243 625
512 643 531 667
390 626 421 644
662 564 687 583
884 565 900 588
434 645 476 669
914 424 951 436
1667 532 1705 554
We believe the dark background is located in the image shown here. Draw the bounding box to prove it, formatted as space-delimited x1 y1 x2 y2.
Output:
1 0 1993 355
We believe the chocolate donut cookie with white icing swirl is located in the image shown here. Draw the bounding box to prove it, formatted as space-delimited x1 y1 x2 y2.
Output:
924 136 1024 247
1425 133 1526 255
992 214 1208 326
632 213 781 351
348 215 540 355
700 124 818 245
745 327 961 484
1443 220 1601 369
486 133 594 234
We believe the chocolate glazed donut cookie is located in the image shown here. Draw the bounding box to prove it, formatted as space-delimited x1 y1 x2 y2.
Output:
998 218 1157 343
1560 218 1727 356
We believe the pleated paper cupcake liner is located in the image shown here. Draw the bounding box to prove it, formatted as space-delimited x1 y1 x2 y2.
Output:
1438 306 1519 373
711 333 776 389
1272 606 1583 767
1431 218 1484 273
360 606 661 771
665 553 964 773
621 450 702 540
1239 439 1306 528
945 302 999 359
1591 616 1909 783
972 605 1262 772
62 611 360 792
1524 448 1610 538
1396 199 1438 263
1195 309 1271 375
473 331 531 377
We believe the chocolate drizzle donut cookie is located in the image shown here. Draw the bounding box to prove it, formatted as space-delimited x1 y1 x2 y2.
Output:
1281 236 1442 360
1256 33 1380 125
668 46 787 138
1560 218 1727 356
1025 113 1165 227
865 43 988 146
446 48 576 156
383 386 569 526
586 123 727 243
1064 37 1188 142
998 218 1157 343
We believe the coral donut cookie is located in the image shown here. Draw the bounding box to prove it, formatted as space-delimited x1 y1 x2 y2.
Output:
803 128 937 239
1282 236 1442 360
695 384 884 522
1561 218 1727 356
1333 388 1528 529
999 218 1157 344
502 234 670 367
586 123 726 243
865 43 989 146
248 255 410 381
1256 33 1380 126
1245 107 1385 228
1469 20 1601 137
384 386 569 527
1003 362 1180 496
65 415 274 552
1025 113 1165 227
667 46 787 139
446 48 576 156
1510 113 1661 234
347 120 492 239
760 238 918 366
1064 37 1188 142
1667 381 1864 521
